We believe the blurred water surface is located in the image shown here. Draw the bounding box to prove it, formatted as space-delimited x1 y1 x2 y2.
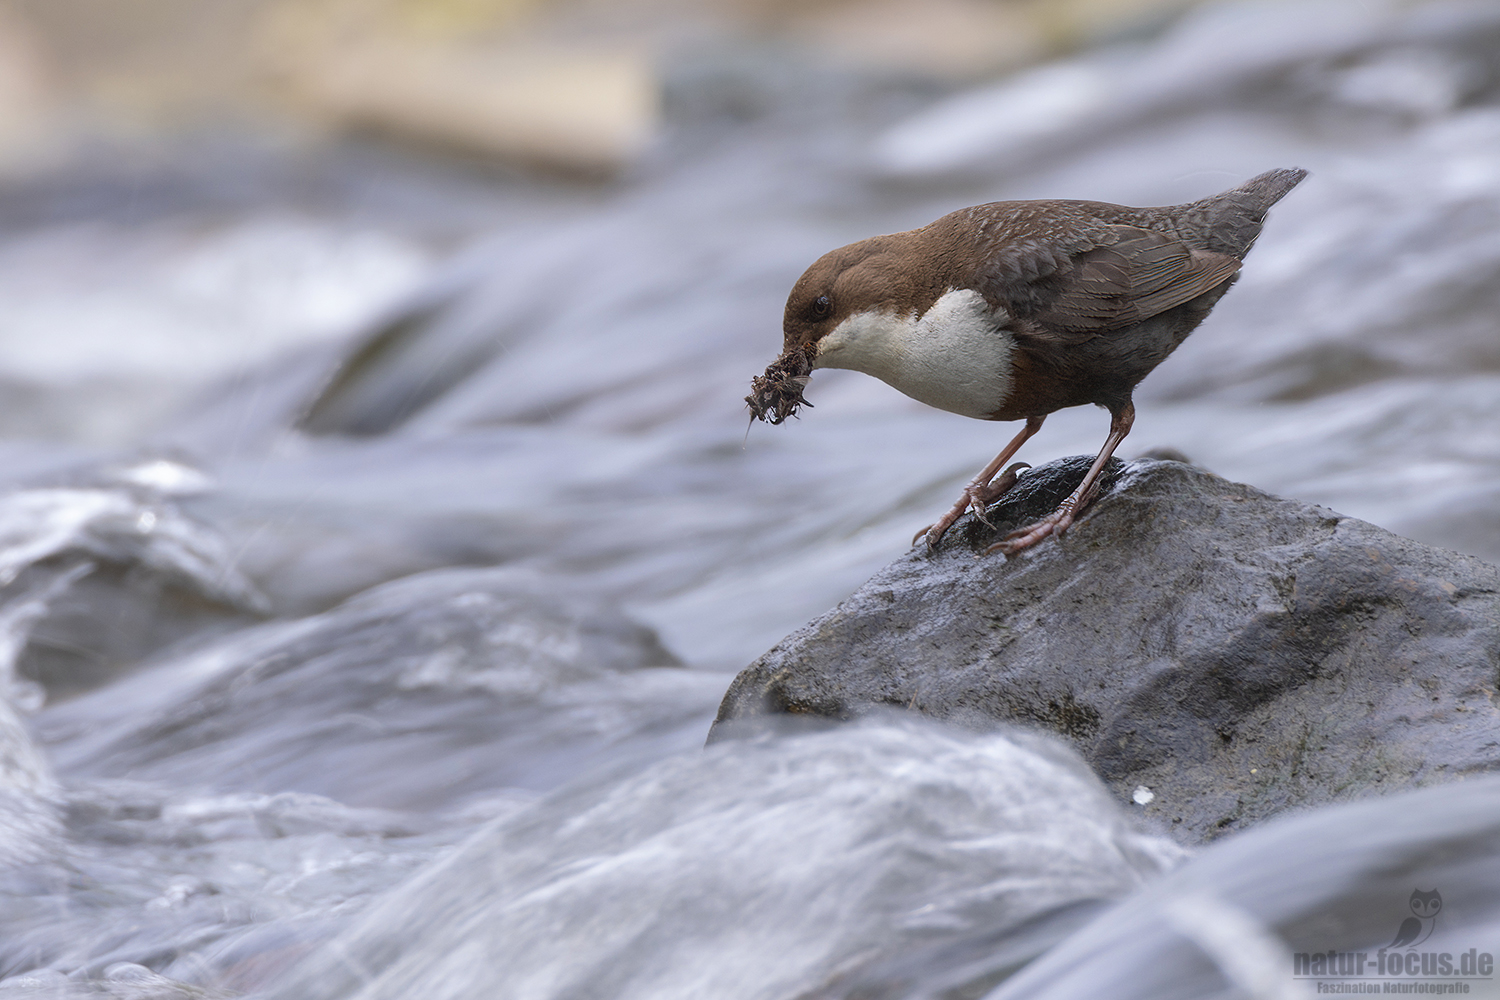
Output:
2 0 1500 996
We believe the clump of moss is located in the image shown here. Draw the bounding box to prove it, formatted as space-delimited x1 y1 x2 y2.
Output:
745 348 814 425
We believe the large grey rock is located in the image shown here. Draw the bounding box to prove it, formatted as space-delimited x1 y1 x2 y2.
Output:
711 458 1500 843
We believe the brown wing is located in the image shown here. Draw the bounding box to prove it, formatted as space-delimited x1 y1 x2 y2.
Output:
1035 226 1241 333
975 224 1241 336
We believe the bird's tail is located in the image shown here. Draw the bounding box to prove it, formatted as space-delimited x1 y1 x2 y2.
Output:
1235 167 1309 210
1185 167 1308 257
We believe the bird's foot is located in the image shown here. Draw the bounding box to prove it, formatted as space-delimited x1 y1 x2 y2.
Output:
967 486 997 530
915 463 1030 551
985 498 1078 556
913 508 964 549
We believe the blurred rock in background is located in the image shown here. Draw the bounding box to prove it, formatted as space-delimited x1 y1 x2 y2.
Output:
0 7 53 174
0 0 1199 175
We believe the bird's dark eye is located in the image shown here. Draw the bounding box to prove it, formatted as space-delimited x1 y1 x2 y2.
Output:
810 295 832 319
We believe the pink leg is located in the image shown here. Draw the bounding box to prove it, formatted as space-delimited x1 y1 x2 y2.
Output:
916 415 1045 550
987 402 1135 556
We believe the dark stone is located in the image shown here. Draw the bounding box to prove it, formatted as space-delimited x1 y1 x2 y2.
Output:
16 560 258 702
710 458 1500 843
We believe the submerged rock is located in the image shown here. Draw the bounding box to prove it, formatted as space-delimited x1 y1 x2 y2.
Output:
0 695 60 869
989 775 1500 1000
0 963 233 998
0 481 267 703
260 717 1183 1000
712 458 1500 843
40 566 721 812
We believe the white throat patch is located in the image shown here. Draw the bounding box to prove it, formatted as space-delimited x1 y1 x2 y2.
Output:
813 288 1014 419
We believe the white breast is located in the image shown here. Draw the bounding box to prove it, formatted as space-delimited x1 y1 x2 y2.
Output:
812 288 1014 419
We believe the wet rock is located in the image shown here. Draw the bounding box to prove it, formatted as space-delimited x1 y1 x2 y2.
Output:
0 962 234 998
990 775 1500 1000
0 695 60 868
260 717 1183 1000
0 481 266 703
711 457 1500 843
0 775 452 994
40 567 722 812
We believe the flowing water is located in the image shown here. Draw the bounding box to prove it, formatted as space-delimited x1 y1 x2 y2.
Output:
2 1 1500 997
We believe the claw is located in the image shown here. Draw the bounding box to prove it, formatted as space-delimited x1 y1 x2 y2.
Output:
985 500 1077 556
918 461 1033 550
982 402 1135 557
986 462 1031 502
968 488 997 529
917 415 1045 553
968 461 1029 527
919 509 962 550
919 507 964 551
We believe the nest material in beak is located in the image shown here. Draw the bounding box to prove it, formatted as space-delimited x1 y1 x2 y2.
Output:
745 348 815 424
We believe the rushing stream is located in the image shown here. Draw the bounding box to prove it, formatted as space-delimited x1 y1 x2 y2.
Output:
3 1 1500 997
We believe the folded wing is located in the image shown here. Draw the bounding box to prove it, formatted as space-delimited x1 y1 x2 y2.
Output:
1040 226 1241 333
982 225 1242 338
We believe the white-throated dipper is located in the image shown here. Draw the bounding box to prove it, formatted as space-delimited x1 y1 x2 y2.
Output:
746 168 1306 554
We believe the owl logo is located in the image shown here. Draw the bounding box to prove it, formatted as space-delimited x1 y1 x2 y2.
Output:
1390 889 1443 948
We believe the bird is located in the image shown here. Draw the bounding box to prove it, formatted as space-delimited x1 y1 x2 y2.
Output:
746 168 1306 555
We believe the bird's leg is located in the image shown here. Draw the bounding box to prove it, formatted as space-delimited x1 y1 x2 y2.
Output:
916 415 1045 549
987 402 1134 556
969 462 1032 523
